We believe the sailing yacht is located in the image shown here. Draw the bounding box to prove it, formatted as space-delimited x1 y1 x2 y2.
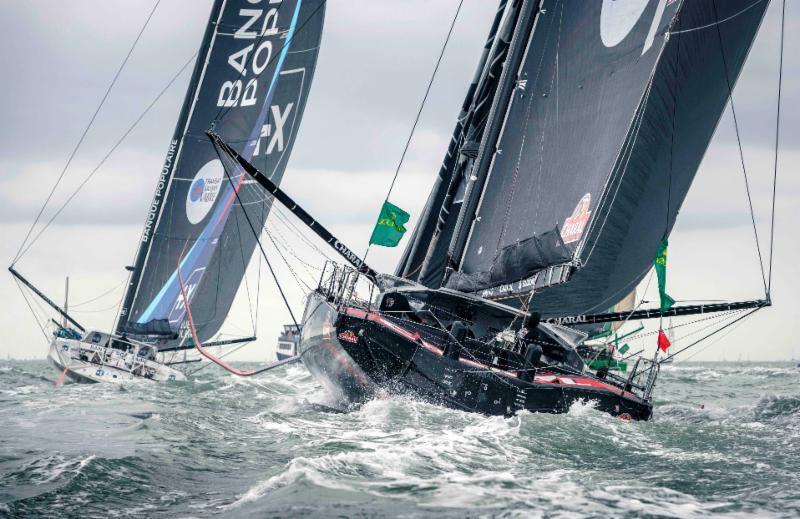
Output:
208 0 778 420
11 0 326 382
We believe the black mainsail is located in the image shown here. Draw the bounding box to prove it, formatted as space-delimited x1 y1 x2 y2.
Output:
400 0 769 319
116 0 325 346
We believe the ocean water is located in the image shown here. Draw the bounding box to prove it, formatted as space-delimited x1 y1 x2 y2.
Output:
1 360 798 518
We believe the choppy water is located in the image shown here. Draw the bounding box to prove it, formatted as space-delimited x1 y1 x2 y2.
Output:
1 360 799 518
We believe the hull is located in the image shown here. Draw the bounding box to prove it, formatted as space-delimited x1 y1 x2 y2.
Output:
48 339 185 384
276 352 295 361
299 292 652 420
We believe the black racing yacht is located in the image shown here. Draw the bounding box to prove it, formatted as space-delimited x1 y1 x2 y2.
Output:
207 0 775 420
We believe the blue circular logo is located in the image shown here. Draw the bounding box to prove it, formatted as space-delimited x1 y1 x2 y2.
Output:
189 178 205 202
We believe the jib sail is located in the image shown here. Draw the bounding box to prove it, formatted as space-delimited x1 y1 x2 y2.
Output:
116 0 326 346
407 0 767 318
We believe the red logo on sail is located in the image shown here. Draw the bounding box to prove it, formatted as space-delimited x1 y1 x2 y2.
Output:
561 193 591 244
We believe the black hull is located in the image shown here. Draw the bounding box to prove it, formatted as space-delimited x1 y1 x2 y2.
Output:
299 292 652 420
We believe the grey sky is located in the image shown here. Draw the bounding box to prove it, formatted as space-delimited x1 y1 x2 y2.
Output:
1 0 798 361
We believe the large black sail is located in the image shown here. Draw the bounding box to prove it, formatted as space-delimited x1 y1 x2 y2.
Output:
438 0 767 317
116 0 325 345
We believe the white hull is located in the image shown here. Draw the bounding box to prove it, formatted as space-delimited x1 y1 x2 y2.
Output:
48 338 185 384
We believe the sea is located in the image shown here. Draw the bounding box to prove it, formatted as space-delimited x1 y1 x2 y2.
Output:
1 360 798 518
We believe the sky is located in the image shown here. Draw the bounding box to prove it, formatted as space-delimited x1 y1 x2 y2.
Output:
0 0 797 362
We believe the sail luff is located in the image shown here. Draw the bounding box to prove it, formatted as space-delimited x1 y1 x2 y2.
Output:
396 0 510 280
445 0 542 281
414 1 527 288
116 0 225 335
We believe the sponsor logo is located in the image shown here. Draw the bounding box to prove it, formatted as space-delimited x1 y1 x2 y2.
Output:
217 3 293 111
547 315 588 325
186 160 224 224
338 330 358 344
142 139 178 243
169 267 205 324
334 240 363 269
561 193 591 244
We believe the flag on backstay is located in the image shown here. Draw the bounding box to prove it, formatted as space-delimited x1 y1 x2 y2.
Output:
654 235 675 312
657 329 671 352
369 201 409 247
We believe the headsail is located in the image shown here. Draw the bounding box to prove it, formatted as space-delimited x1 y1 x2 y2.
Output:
404 0 768 318
116 0 326 347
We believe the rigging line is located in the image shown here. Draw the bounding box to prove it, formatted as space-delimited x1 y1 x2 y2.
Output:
606 309 741 346
272 206 334 261
666 26 682 234
15 51 198 263
254 196 269 336
215 147 301 329
266 217 324 275
68 280 126 308
11 0 161 267
711 0 768 296
364 0 465 261
767 0 785 296
659 306 762 364
70 299 124 314
596 269 656 347
669 0 765 35
676 313 750 363
231 199 258 333
615 308 740 345
13 279 49 341
214 0 326 123
259 216 315 291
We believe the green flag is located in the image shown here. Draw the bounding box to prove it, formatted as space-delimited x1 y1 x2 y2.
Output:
654 236 675 312
369 201 409 247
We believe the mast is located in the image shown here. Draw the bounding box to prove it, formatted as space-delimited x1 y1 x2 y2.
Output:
444 0 541 280
63 276 69 328
115 0 225 335
397 0 511 279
